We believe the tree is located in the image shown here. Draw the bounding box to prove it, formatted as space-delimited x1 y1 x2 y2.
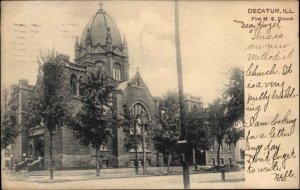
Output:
121 104 144 174
26 52 72 179
1 88 19 149
207 99 229 166
207 67 244 166
223 67 244 142
69 66 119 176
185 107 212 169
150 91 181 173
223 66 244 124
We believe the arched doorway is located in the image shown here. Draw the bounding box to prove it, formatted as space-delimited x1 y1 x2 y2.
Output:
33 137 45 158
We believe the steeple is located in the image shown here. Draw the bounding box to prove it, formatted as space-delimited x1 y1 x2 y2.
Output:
123 34 127 46
106 27 112 44
106 27 112 52
85 28 92 46
75 36 80 48
123 34 128 56
75 36 80 59
76 3 129 82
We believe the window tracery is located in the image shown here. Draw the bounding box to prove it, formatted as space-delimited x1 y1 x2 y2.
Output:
70 74 78 96
113 64 121 81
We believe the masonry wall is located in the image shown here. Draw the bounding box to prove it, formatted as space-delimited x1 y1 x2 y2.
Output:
61 127 93 169
75 53 129 82
115 85 160 167
44 127 63 169
20 87 31 162
10 80 34 163
58 88 119 169
205 141 236 166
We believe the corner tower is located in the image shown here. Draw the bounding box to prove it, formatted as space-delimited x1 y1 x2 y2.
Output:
74 5 129 82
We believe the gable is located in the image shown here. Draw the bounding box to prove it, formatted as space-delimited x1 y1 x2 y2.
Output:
128 72 147 88
117 71 149 92
120 84 156 123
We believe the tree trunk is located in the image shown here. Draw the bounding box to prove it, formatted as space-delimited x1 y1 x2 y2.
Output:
135 148 138 174
193 148 197 170
167 152 171 173
156 151 159 167
96 148 100 176
49 130 53 180
217 143 221 166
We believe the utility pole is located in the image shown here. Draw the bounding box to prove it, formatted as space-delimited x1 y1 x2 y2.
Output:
175 0 190 189
141 112 147 175
50 129 53 180
142 123 146 175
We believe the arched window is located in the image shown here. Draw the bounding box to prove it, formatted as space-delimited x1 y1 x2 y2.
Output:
129 102 151 152
78 76 84 96
113 64 121 81
130 103 150 120
70 74 78 96
95 61 104 71
192 105 199 111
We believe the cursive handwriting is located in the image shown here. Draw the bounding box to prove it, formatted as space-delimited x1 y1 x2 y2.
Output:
247 48 295 61
236 10 297 183
272 170 295 181
233 19 283 40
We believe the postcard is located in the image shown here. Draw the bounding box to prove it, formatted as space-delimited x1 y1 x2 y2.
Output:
1 1 299 189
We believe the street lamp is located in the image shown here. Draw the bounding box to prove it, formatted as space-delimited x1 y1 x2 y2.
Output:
10 155 14 170
22 153 26 162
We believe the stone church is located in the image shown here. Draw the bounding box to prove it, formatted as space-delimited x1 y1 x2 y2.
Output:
3 6 241 170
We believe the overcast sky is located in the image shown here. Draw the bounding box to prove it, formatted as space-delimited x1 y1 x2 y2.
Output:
1 1 246 104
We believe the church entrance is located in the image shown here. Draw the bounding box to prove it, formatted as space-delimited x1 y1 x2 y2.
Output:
34 137 45 158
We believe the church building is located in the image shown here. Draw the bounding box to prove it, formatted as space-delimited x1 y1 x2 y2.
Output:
3 6 240 170
9 6 162 169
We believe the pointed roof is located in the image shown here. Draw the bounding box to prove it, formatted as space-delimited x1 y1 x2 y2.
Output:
117 69 148 91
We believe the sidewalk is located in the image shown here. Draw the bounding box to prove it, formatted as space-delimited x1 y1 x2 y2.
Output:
6 168 141 183
5 167 244 184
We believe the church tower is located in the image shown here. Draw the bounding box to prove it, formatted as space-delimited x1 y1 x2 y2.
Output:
74 5 129 82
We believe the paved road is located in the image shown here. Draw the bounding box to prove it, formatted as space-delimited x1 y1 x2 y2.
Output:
2 171 245 189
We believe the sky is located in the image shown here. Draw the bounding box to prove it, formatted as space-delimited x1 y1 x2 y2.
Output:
1 1 245 105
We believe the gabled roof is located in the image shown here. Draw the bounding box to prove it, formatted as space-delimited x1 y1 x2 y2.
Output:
117 70 148 92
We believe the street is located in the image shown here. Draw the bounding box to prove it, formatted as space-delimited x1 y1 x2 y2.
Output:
2 170 245 189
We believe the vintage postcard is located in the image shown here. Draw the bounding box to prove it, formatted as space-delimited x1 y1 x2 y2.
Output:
1 0 299 189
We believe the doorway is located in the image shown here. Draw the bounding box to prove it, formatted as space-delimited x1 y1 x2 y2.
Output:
195 149 206 165
33 137 45 158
